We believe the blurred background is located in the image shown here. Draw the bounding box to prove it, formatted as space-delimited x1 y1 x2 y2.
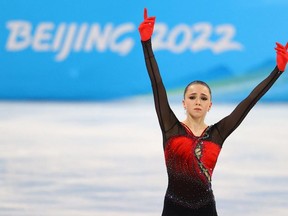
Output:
0 0 288 215
1 0 288 102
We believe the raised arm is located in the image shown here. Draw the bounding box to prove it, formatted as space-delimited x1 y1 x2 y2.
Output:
139 9 179 138
216 42 288 143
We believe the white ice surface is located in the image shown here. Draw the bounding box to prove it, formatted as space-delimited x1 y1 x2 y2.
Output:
0 100 287 216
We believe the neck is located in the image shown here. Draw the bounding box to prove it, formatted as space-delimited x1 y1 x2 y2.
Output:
182 117 207 136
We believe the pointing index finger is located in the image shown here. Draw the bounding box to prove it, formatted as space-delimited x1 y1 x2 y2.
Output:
144 8 148 20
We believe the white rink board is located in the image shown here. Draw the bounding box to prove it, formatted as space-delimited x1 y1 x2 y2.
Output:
0 100 287 216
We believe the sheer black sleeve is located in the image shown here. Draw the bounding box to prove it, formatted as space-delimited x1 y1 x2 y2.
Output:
141 39 179 141
215 66 282 144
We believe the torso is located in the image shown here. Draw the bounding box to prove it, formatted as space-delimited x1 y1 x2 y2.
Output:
164 124 221 209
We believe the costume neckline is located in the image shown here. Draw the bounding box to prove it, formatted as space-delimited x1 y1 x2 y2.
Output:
181 122 209 138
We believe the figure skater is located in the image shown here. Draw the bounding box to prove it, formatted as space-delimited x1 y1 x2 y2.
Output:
138 8 288 216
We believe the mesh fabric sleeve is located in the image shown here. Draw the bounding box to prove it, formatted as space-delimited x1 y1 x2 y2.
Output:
141 39 179 142
215 66 282 143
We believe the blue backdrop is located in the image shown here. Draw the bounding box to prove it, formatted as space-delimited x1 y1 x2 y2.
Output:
1 0 288 102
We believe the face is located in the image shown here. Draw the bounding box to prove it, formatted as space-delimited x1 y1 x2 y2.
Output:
182 84 212 119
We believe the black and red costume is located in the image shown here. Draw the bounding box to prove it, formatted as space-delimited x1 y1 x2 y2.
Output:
141 39 282 216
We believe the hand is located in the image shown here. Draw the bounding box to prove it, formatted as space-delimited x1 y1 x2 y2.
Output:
275 42 288 71
138 8 156 41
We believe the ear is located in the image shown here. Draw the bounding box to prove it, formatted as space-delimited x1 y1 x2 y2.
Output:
182 99 186 110
208 102 212 111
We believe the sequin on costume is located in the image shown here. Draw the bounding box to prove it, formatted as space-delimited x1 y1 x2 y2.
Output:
141 39 282 216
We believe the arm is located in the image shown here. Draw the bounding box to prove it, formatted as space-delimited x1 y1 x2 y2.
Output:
139 9 179 139
216 42 288 142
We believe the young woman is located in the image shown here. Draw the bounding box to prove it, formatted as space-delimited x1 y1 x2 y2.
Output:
139 8 288 216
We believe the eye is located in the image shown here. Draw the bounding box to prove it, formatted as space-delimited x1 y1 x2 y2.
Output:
201 97 208 101
189 96 196 100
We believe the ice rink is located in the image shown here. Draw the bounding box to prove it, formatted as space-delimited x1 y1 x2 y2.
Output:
0 99 288 216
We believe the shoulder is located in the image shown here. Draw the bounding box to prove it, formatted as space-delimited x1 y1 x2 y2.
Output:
204 124 225 147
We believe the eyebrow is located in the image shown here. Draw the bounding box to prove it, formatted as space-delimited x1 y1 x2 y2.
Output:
188 93 208 97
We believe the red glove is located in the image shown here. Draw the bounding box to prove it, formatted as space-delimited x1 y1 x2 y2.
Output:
275 42 288 71
138 8 156 41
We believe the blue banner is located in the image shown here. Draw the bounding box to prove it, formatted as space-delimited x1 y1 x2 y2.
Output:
1 0 288 102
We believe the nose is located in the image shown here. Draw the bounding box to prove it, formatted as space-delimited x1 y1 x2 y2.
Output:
195 98 201 105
